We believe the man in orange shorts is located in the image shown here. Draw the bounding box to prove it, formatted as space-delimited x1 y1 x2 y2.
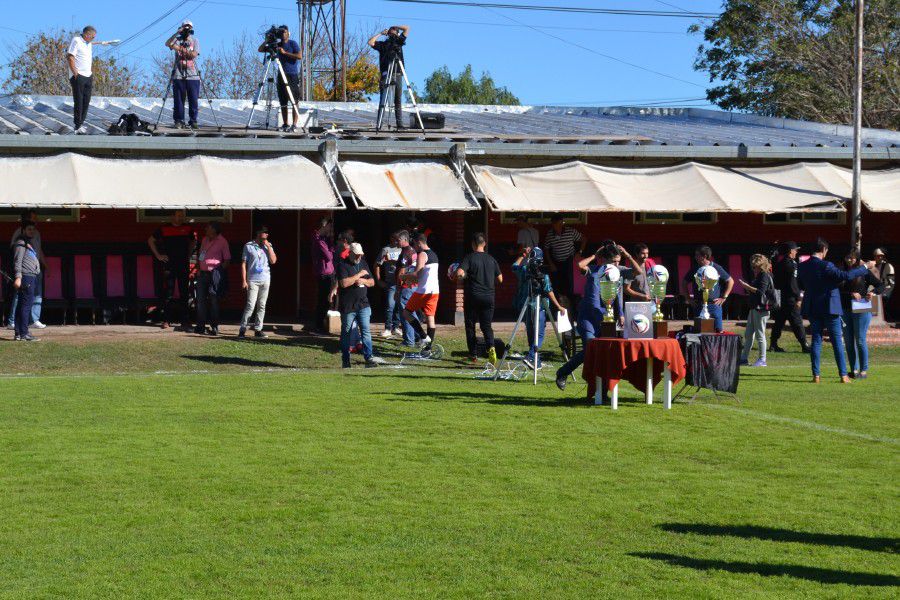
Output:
402 233 440 352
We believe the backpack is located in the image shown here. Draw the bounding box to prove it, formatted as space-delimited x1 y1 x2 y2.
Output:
764 274 781 311
108 113 153 135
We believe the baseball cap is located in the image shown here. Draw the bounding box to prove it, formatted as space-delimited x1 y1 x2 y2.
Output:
349 242 364 256
874 247 886 256
182 19 193 27
783 241 799 250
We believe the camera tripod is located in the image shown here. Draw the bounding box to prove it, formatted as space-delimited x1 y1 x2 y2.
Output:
153 48 222 131
246 51 304 132
375 56 426 134
494 286 574 386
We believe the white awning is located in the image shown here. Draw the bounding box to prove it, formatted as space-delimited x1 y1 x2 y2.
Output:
0 152 342 209
473 161 899 213
340 160 479 211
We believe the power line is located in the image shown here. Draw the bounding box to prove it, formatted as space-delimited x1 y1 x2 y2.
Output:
482 6 706 88
381 0 719 18
121 0 210 58
103 1 192 54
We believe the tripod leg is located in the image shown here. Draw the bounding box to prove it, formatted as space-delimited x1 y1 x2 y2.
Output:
246 58 273 130
274 58 303 132
396 59 426 133
154 66 178 130
375 60 397 132
196 69 221 131
533 298 540 386
544 306 577 381
493 301 530 382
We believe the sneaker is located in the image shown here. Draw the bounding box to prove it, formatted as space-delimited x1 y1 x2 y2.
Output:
738 358 749 366
752 359 767 367
32 321 46 329
254 329 268 338
75 125 88 135
21 335 40 342
381 329 393 338
280 125 290 133
556 374 568 391
160 322 170 330
523 356 542 370
770 345 785 353
802 346 811 354
392 327 403 336
857 372 868 380
238 327 247 338
193 326 205 334
174 121 185 129
209 326 219 336
6 323 14 330
487 346 498 366
188 122 198 130
287 125 297 133
13 335 20 341
417 336 431 348
366 356 386 367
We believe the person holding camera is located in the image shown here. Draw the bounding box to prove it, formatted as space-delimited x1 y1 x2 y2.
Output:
239 226 277 338
369 25 410 130
165 20 201 129
257 26 302 133
512 247 566 370
456 233 503 364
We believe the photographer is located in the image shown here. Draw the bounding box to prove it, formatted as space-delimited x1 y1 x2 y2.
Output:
369 25 410 130
258 26 302 133
165 20 201 129
513 247 566 371
456 233 503 364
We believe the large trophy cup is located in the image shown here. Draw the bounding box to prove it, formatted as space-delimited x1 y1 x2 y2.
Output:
693 264 719 333
599 265 621 338
649 264 669 338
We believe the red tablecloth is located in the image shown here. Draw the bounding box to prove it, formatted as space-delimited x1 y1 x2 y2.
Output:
583 338 687 398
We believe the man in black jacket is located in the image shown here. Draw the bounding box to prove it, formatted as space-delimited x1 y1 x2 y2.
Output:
770 241 810 353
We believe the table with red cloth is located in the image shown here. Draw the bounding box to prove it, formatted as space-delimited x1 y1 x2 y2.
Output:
582 337 687 409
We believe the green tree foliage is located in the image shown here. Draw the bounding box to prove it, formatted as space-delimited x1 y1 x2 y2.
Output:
692 0 899 130
421 65 519 105
2 29 142 96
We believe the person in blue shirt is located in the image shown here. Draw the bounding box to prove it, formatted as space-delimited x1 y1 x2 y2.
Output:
682 245 734 333
512 247 567 370
555 242 640 391
259 26 303 132
798 238 873 383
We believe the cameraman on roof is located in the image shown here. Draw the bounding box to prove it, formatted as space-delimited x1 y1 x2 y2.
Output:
368 25 410 130
257 25 303 133
165 20 201 129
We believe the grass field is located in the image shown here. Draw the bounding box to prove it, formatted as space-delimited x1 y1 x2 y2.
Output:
0 328 898 598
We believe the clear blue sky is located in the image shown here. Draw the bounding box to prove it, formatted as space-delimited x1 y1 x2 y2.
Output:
1 0 723 106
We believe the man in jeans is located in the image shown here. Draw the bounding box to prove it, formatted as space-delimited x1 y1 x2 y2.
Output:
456 233 503 364
336 243 384 368
375 231 403 338
682 245 733 333
395 230 420 347
239 226 277 338
194 222 230 336
165 21 201 129
7 209 46 331
11 221 41 342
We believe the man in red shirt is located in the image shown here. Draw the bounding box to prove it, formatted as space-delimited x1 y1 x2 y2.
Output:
148 209 197 331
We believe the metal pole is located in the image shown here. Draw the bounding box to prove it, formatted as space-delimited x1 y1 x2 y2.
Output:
851 0 864 252
341 0 347 101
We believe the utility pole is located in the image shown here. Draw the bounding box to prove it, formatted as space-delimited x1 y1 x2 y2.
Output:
296 0 348 102
851 0 864 252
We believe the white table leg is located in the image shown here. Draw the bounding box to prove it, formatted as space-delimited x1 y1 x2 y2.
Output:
663 362 672 410
611 383 619 410
646 357 654 404
594 376 603 405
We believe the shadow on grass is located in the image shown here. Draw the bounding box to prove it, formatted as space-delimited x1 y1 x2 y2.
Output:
631 552 900 587
370 390 602 408
181 355 295 369
659 523 900 554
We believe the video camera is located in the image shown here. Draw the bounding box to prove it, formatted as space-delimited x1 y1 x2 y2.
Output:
262 25 287 54
523 247 550 294
176 24 194 42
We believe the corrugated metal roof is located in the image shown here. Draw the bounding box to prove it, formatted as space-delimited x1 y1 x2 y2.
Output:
2 95 898 149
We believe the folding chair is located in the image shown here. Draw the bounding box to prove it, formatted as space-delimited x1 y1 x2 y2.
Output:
133 255 159 322
42 256 67 325
72 255 98 324
103 255 127 324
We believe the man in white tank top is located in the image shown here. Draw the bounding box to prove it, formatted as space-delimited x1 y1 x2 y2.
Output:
401 233 439 351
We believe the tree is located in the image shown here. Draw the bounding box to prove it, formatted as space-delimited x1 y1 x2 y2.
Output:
421 65 520 105
2 29 142 96
692 0 899 130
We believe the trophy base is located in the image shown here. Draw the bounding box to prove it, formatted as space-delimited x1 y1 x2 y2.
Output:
653 321 669 339
693 318 715 334
600 321 619 338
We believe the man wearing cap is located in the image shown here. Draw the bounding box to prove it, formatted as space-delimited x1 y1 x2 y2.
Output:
770 241 810 353
165 20 202 129
239 226 277 338
335 243 385 368
873 248 895 321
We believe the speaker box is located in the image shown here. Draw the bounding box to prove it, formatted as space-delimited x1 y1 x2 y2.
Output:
412 112 445 129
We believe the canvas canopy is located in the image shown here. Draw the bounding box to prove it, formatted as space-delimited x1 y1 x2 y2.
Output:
340 160 479 211
0 153 342 209
473 161 900 213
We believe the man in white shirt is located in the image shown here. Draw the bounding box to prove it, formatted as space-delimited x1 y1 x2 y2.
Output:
66 26 98 133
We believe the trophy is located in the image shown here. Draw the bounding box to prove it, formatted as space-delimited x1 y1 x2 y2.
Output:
649 264 669 338
599 265 621 337
694 265 719 333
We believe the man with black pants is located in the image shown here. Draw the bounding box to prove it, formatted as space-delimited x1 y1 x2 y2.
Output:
770 241 810 353
369 25 410 129
456 233 503 363
148 209 197 331
165 21 201 129
66 26 97 134
258 26 302 132
544 214 585 305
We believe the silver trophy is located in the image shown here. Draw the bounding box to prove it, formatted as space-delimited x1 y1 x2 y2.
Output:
600 280 620 323
694 266 719 320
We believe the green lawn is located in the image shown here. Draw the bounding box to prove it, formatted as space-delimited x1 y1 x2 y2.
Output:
0 331 898 598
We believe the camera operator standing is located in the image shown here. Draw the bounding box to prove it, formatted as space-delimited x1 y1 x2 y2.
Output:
257 26 302 132
165 20 201 129
368 25 410 130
